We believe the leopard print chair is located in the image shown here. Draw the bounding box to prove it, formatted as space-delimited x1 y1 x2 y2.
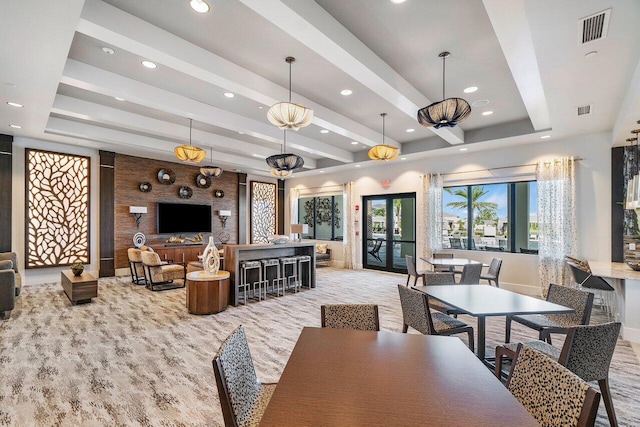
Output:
397 285 474 352
496 322 621 427
321 304 380 331
507 344 601 427
212 326 277 427
505 283 594 345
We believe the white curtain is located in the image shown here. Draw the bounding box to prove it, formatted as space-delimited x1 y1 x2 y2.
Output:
421 173 443 258
289 187 300 240
343 182 356 269
536 157 576 294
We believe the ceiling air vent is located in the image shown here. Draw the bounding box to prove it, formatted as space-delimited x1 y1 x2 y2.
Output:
577 105 592 116
578 9 610 45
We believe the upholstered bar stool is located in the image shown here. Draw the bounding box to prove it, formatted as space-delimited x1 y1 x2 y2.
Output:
240 261 264 302
261 258 283 297
297 255 312 289
279 257 300 293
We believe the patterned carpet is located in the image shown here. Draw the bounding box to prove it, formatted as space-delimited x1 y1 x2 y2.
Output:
1 267 639 426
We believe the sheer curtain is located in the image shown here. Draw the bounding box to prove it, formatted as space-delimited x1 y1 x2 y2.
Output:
343 182 356 269
421 173 443 258
289 187 300 240
536 157 576 294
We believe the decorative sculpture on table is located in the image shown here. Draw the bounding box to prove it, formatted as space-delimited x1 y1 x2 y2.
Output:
202 236 220 275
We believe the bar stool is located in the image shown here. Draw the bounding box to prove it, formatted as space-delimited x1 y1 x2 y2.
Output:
261 258 283 297
239 261 263 303
297 255 312 289
279 257 300 293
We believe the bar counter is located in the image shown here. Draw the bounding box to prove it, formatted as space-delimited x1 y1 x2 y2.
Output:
225 242 316 306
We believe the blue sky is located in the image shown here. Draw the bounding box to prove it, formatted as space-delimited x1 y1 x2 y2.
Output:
443 182 537 219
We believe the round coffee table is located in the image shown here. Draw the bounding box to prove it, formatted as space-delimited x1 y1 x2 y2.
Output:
186 270 230 315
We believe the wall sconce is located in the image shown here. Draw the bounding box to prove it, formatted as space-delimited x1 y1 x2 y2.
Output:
218 210 231 228
129 206 147 228
290 223 309 242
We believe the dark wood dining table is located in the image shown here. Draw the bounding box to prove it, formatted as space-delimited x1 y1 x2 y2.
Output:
412 284 574 361
259 327 538 426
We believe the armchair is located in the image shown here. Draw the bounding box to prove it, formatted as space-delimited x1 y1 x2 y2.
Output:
140 250 185 291
0 252 22 319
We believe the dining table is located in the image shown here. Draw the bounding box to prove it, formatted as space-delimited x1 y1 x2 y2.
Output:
421 256 489 268
412 284 574 362
259 327 538 426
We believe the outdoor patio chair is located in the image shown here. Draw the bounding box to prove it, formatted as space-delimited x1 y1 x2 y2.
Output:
368 238 383 262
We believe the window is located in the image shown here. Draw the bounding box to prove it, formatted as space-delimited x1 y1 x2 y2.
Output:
442 181 538 253
298 195 343 241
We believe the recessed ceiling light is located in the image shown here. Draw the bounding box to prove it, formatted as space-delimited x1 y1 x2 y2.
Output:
355 164 361 167
141 60 157 69
351 141 358 145
405 128 415 133
9 124 22 129
102 47 115 55
190 0 210 13
580 129 587 133
238 131 244 135
482 111 493 116
400 157 407 160
459 147 468 151
114 97 125 101
320 129 329 134
464 86 478 93
6 101 23 108
258 106 264 109
224 92 235 98
319 170 325 173
584 51 598 58
340 89 353 96
540 135 551 139
472 99 489 107
390 0 407 3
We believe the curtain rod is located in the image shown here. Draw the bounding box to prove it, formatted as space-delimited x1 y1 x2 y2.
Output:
295 183 344 191
441 157 584 176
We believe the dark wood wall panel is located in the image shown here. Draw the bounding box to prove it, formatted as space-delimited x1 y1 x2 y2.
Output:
0 135 13 253
238 173 247 244
100 151 115 277
113 154 238 269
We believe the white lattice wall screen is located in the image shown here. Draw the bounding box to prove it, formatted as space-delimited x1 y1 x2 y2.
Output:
25 149 90 268
250 181 276 243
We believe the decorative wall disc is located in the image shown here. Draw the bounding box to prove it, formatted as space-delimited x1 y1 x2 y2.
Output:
179 186 193 199
214 189 225 198
139 182 152 192
218 231 230 243
195 174 211 188
133 232 146 248
157 169 176 185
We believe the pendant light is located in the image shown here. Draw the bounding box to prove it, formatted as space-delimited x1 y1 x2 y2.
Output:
417 51 471 129
174 118 206 162
368 113 399 161
200 145 223 178
267 57 313 131
266 130 303 176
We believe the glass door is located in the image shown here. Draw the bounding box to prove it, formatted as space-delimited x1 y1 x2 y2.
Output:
363 193 416 273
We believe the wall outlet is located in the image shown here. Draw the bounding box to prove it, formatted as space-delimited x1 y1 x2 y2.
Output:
630 243 636 251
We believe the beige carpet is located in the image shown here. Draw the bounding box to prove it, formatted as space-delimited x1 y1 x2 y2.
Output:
0 267 638 426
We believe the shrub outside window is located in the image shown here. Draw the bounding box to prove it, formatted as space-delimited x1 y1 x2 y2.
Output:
298 195 343 241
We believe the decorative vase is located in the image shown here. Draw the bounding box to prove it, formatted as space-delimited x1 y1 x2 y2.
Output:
71 260 84 277
202 236 220 275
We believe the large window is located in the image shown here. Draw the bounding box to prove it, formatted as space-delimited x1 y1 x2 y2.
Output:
298 195 343 241
442 181 538 253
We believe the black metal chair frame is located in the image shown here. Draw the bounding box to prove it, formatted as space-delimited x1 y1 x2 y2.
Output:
368 238 383 262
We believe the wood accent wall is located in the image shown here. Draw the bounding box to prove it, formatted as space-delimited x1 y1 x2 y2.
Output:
100 151 115 277
114 154 238 269
238 173 247 244
0 135 12 253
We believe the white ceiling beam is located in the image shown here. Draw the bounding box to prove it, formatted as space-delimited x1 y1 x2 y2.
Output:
61 59 350 163
76 0 391 148
238 0 464 145
482 0 551 131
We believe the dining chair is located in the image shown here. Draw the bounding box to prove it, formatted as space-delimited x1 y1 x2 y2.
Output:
480 257 502 287
505 283 594 345
405 255 427 286
496 322 621 427
506 344 600 427
566 257 616 319
212 325 277 427
457 263 483 284
397 285 474 351
449 237 463 249
368 239 383 262
432 252 454 272
420 271 459 316
321 304 380 331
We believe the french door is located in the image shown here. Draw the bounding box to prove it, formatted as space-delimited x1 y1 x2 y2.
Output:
362 193 416 273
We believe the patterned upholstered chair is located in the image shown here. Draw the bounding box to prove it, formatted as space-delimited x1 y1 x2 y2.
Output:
212 326 277 427
496 322 621 427
432 252 454 272
457 263 483 284
505 283 594 345
506 344 601 427
321 304 380 331
480 257 502 287
397 285 474 352
140 250 185 291
405 255 427 286
420 271 458 315
127 248 147 285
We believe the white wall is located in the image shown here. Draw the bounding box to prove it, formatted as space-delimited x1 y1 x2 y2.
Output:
12 137 101 285
287 132 612 292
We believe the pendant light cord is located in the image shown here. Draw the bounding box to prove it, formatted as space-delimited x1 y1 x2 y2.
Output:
288 60 292 103
442 55 446 100
189 118 193 147
381 113 386 144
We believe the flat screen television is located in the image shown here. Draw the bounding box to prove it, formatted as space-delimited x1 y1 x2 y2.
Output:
157 202 212 234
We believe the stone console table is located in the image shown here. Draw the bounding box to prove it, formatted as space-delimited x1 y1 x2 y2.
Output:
589 260 640 343
225 243 316 306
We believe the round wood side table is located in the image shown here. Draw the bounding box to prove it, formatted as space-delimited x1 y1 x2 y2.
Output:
186 270 230 315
